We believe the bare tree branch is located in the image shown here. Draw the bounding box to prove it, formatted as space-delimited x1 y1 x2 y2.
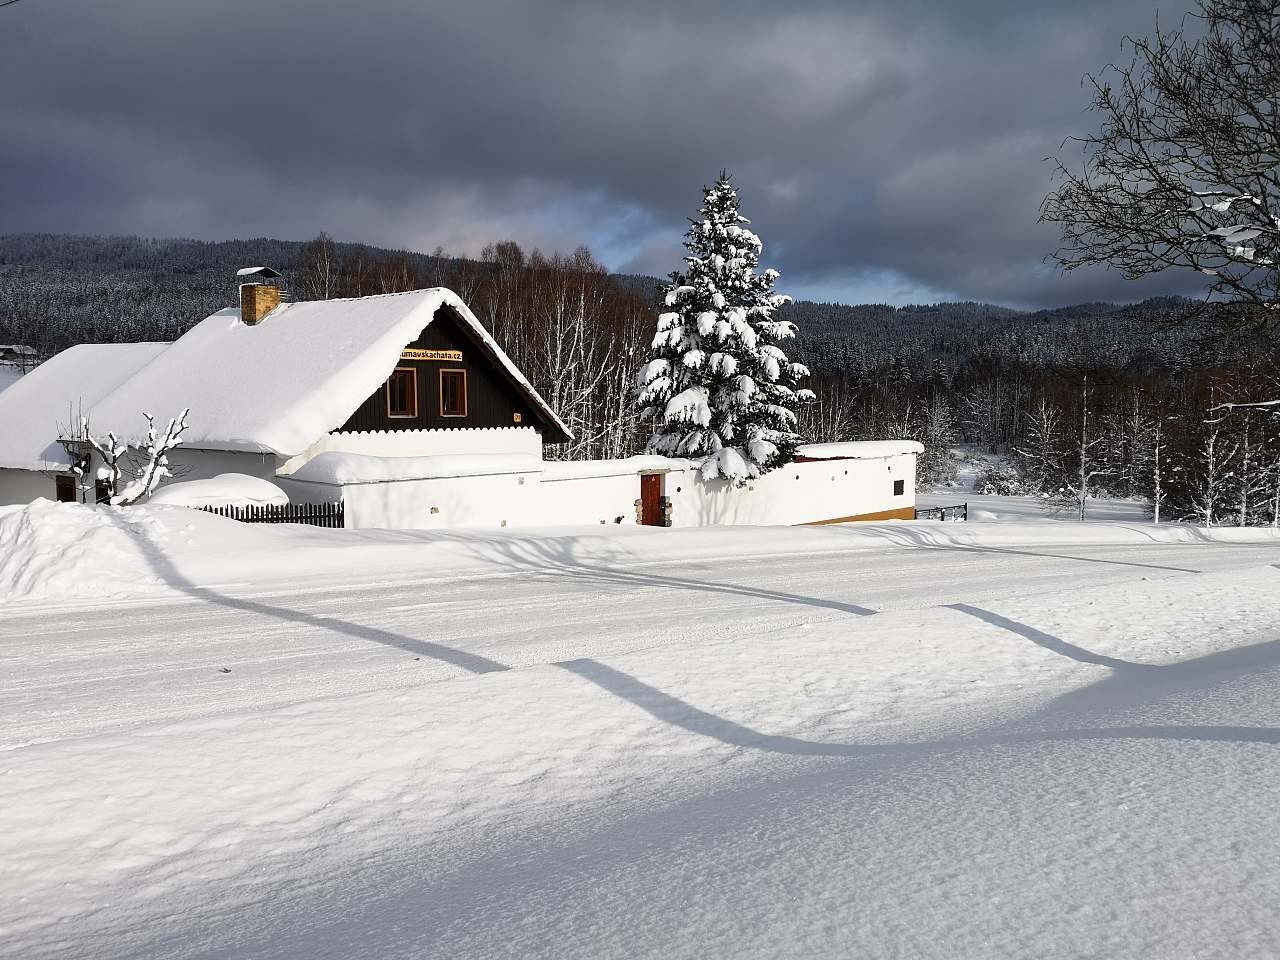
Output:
1043 0 1280 339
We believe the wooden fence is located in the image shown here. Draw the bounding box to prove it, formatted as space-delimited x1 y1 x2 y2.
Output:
199 501 345 528
914 503 968 522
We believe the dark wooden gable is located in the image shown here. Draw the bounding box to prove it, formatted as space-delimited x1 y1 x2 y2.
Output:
338 306 570 442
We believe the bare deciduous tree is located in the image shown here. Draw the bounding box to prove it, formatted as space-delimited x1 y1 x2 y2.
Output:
66 409 191 505
297 233 338 301
1043 0 1280 338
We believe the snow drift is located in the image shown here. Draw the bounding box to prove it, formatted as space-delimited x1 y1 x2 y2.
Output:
146 473 289 508
0 500 167 602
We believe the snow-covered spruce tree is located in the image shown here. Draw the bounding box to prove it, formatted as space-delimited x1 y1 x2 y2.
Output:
637 174 813 483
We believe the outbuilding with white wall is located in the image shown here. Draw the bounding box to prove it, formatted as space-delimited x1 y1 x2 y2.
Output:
284 441 922 530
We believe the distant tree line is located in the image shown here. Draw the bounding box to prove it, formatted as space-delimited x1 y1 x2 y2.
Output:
2 232 1278 523
792 301 1280 524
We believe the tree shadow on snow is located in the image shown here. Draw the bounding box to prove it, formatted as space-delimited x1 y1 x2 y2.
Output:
557 658 1280 757
104 511 511 675
819 523 1206 575
105 512 1280 758
414 529 881 617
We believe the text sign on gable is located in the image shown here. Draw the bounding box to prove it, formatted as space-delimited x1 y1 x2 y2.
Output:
400 348 463 362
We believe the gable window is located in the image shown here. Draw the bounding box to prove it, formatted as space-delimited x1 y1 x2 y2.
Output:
440 369 468 417
55 475 77 502
386 367 418 418
893 479 905 496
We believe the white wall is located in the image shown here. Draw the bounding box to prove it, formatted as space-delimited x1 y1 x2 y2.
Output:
0 451 282 507
338 471 541 529
167 448 279 484
536 473 640 527
664 454 917 527
278 427 542 476
303 453 917 530
334 470 641 530
0 468 60 506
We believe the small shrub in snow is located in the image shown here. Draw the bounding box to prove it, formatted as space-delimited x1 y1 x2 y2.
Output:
975 463 1026 496
637 174 813 484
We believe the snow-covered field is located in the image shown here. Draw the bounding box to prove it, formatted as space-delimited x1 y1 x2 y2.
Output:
3 501 1280 958
918 490 1150 523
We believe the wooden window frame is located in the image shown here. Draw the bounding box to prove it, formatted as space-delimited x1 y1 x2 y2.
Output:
439 368 468 418
385 367 419 419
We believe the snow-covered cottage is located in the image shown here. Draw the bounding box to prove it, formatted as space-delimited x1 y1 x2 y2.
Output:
0 273 923 527
0 344 36 365
0 276 571 507
0 342 171 504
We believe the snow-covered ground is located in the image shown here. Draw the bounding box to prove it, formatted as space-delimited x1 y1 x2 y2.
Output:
918 490 1150 523
3 502 1280 958
922 444 1151 522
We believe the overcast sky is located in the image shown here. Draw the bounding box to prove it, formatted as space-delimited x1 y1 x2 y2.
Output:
0 0 1202 308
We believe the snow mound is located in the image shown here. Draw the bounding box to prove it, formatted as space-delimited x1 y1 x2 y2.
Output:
147 473 289 508
0 500 166 602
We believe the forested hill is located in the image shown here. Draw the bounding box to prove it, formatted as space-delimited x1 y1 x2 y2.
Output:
0 233 1195 370
783 296 1211 380
0 234 460 351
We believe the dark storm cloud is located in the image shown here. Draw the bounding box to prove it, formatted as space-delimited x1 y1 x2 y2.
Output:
0 0 1200 307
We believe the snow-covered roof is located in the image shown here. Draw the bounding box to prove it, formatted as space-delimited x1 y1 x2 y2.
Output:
796 441 924 460
84 288 572 456
540 455 696 480
289 451 545 484
0 342 171 470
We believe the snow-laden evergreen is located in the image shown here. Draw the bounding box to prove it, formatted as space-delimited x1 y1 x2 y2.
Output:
638 174 813 483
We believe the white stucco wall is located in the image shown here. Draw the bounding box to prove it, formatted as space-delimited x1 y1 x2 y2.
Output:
536 473 640 526
337 471 541 529
663 453 917 527
0 467 60 506
297 452 918 531
166 448 279 485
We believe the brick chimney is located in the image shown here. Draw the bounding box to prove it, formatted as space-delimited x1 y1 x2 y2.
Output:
236 266 283 326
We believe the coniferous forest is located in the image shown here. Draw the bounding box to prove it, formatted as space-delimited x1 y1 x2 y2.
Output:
2 232 1278 524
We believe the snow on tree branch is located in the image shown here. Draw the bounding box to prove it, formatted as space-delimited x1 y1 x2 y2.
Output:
114 409 190 505
72 408 191 506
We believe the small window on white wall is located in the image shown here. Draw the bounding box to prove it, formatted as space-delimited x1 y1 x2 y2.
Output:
893 479 905 496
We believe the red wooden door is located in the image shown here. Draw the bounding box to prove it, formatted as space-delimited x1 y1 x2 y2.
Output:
640 473 662 526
